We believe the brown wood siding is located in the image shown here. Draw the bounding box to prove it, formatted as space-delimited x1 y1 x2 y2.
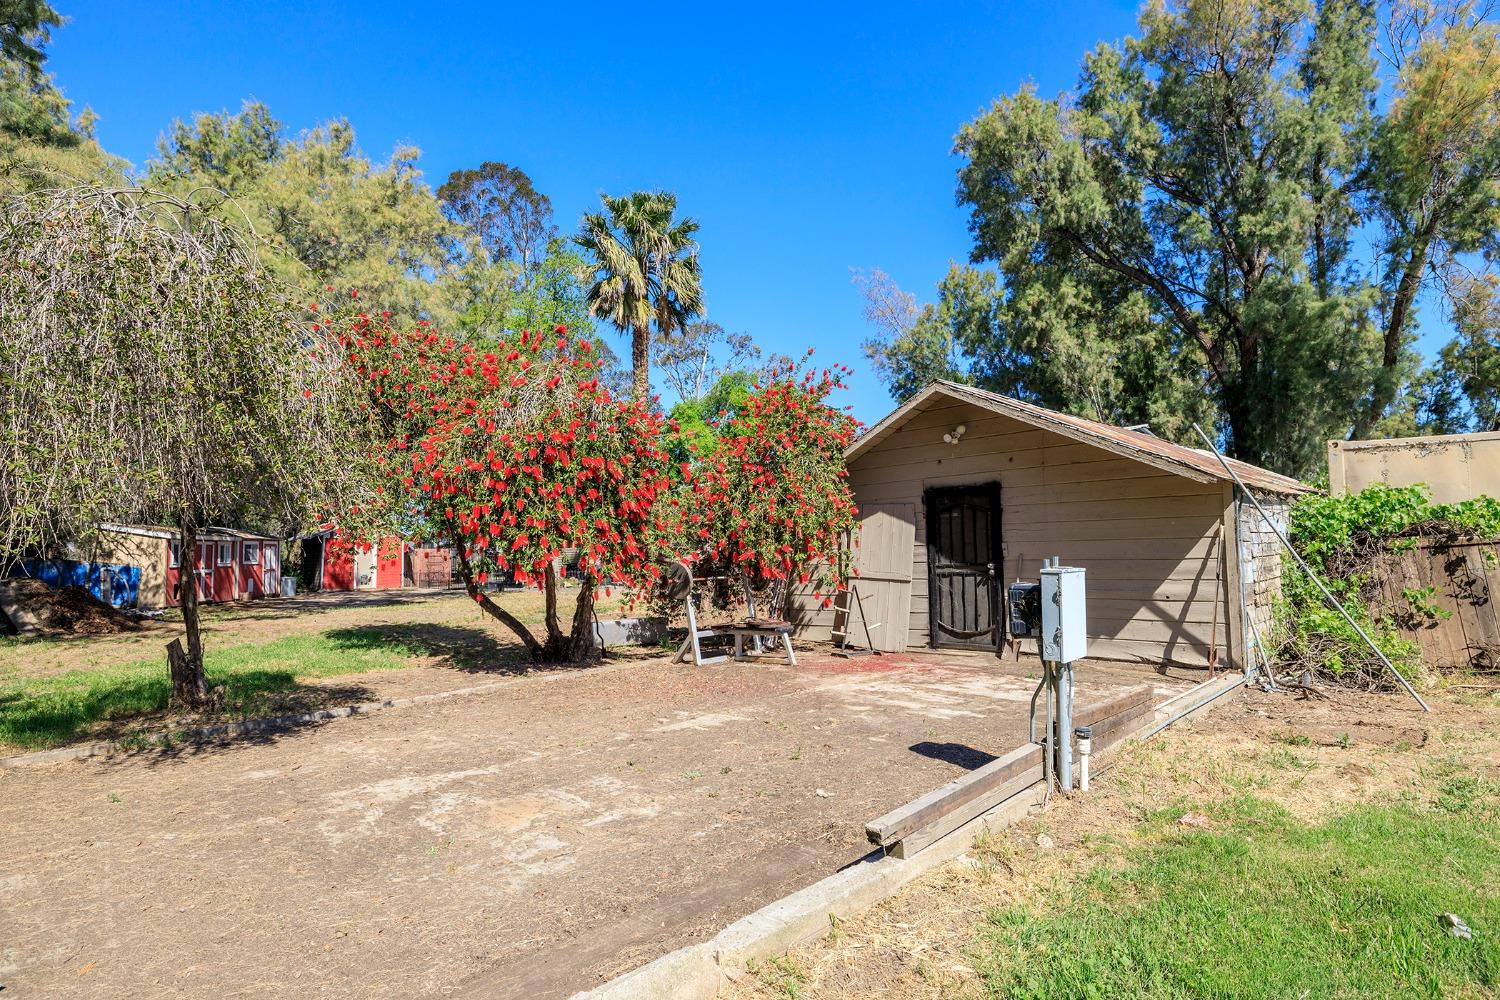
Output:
842 402 1232 666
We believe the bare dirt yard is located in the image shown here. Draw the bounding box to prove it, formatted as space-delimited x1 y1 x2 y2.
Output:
0 649 1191 998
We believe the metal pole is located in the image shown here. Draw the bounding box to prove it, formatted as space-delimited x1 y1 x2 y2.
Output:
1189 424 1431 713
1056 661 1074 791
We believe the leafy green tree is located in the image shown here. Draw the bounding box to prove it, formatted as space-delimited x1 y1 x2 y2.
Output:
1431 272 1500 431
0 1 61 76
438 161 556 280
1363 4 1500 434
867 0 1499 475
666 369 757 459
0 189 376 705
0 0 124 192
148 102 461 324
653 320 761 406
577 190 705 402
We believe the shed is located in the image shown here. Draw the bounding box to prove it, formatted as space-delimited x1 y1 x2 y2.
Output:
296 526 442 592
793 381 1310 669
90 524 282 608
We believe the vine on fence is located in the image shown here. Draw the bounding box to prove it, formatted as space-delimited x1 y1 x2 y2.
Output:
1279 485 1500 685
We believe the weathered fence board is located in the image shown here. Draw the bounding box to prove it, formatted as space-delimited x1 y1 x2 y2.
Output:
1369 538 1500 672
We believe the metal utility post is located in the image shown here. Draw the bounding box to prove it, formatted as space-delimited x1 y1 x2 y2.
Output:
1189 424 1431 714
1020 557 1089 792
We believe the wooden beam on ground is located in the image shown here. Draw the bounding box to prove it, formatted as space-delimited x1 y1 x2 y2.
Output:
865 683 1162 859
1075 685 1153 728
864 742 1043 848
887 758 1043 859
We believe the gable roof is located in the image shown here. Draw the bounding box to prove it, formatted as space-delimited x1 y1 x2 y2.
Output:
847 381 1311 495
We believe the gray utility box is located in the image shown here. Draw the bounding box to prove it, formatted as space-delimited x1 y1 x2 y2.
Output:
1040 565 1087 663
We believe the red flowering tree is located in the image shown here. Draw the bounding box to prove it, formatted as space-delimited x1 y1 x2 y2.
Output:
342 313 678 661
679 360 861 617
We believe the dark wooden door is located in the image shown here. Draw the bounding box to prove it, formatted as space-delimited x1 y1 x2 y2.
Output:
925 483 1002 650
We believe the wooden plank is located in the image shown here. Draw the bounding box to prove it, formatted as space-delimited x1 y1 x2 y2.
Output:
888 761 1044 859
1076 685 1154 728
1220 483 1245 674
864 742 1044 847
887 687 1159 860
1089 699 1156 752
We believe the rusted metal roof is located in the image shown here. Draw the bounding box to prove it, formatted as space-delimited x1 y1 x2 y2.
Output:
847 380 1312 495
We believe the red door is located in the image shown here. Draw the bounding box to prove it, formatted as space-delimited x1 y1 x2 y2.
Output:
196 542 214 602
323 536 355 591
375 536 404 590
240 540 265 598
211 540 238 602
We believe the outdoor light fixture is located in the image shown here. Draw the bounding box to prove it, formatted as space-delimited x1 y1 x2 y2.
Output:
942 423 967 445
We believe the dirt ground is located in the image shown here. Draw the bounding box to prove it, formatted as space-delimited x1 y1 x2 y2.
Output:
721 684 1500 1000
0 650 1191 999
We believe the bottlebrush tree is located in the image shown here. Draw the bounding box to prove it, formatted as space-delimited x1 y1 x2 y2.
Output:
341 313 678 661
679 359 861 617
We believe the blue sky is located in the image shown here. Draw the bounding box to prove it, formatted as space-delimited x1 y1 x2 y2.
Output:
47 1 1443 427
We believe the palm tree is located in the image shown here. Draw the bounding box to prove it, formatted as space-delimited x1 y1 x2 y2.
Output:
576 190 704 402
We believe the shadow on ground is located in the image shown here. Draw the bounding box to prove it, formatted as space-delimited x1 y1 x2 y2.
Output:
323 623 531 673
909 740 998 770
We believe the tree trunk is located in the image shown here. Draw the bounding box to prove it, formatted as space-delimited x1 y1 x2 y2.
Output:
565 573 599 662
451 540 544 659
632 322 650 403
541 559 569 660
170 519 212 709
1356 235 1434 438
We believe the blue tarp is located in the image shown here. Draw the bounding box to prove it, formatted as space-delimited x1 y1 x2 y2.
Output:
14 559 141 608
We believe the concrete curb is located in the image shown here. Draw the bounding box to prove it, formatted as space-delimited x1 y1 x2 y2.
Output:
0 658 643 768
572 672 1247 1000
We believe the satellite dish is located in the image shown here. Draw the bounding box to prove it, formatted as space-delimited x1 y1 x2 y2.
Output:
662 561 693 603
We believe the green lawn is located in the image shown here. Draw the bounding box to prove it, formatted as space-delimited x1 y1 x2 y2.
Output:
0 623 525 752
975 761 1500 999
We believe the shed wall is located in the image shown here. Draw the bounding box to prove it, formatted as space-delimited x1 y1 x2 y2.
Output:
797 399 1235 667
91 530 168 609
1328 432 1500 505
1237 491 1289 664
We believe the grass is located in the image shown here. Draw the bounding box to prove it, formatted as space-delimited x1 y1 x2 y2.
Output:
0 588 631 752
974 780 1500 999
0 624 525 752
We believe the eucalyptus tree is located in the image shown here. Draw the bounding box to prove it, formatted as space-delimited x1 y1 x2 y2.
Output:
867 0 1499 475
0 187 377 706
576 190 704 402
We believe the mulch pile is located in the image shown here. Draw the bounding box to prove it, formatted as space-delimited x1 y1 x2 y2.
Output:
0 579 145 636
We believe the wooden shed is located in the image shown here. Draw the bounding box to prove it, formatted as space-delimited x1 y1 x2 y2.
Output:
90 524 282 608
794 381 1309 669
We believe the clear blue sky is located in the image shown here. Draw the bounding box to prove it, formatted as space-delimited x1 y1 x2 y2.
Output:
46 1 1443 427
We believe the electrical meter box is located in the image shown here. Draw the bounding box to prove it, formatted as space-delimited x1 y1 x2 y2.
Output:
1040 565 1087 662
1007 582 1041 638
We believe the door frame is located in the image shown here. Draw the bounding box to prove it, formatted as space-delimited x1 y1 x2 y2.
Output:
924 481 1003 651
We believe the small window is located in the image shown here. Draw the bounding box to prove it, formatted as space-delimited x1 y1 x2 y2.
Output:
217 542 234 566
169 540 180 567
242 541 261 565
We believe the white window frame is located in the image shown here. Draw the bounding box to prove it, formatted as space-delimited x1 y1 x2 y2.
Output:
242 541 261 565
217 541 234 567
168 540 180 568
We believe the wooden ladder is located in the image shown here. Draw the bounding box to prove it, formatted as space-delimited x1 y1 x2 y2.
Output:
832 583 881 657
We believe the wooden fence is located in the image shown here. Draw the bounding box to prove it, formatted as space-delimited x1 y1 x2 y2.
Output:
1368 537 1500 672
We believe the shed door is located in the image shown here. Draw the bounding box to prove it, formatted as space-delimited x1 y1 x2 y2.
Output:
925 483 1003 650
844 503 916 652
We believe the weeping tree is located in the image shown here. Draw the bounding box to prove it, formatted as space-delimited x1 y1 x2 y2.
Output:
0 187 376 706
